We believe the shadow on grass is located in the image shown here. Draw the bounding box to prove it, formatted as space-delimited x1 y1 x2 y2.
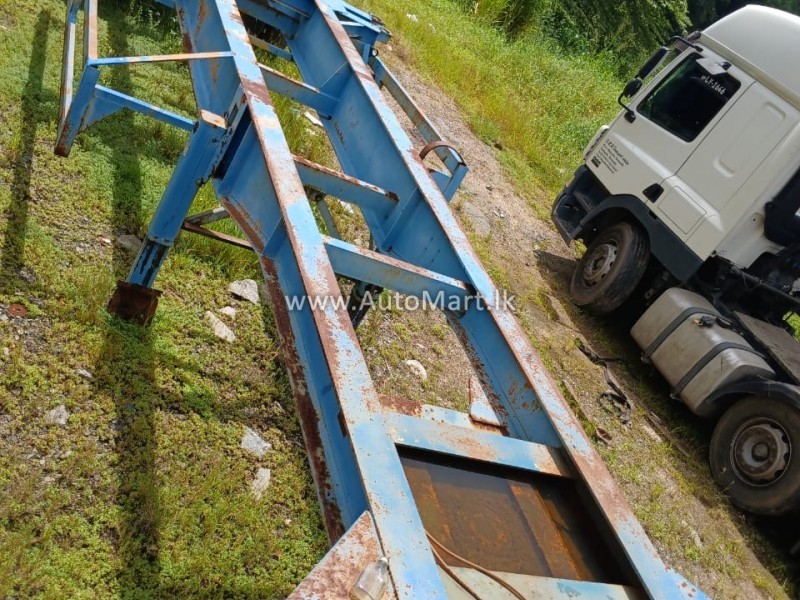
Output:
94 7 158 595
103 6 145 277
0 10 51 291
94 320 162 594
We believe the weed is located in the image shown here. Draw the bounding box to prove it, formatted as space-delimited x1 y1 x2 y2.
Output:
0 3 326 597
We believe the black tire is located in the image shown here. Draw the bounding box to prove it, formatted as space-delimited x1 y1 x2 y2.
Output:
710 396 800 516
569 222 649 315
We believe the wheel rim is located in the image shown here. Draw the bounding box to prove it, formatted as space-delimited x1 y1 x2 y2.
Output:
730 417 791 486
581 241 618 287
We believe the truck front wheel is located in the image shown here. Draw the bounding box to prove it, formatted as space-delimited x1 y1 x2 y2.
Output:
710 396 800 515
569 222 649 315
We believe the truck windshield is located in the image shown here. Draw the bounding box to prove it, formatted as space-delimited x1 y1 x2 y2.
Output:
637 54 740 142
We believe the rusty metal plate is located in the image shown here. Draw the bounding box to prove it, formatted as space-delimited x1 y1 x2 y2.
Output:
400 448 636 586
7 303 28 318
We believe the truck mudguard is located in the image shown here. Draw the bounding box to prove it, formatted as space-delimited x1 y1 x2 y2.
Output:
553 167 704 281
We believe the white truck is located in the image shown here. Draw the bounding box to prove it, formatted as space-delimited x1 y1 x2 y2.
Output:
552 5 800 515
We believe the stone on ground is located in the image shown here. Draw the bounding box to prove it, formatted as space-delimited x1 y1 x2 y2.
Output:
205 311 236 343
46 405 69 426
229 279 260 304
241 426 272 457
404 359 428 381
251 468 272 500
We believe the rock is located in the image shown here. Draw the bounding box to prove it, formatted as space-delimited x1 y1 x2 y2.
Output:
76 368 93 380
205 311 236 342
117 235 142 253
46 405 69 426
251 468 272 500
303 110 323 127
229 279 260 304
17 267 36 285
219 306 237 318
241 426 272 457
404 359 428 381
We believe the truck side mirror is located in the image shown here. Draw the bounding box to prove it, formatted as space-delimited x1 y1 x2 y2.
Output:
621 78 643 98
637 46 669 80
618 78 643 122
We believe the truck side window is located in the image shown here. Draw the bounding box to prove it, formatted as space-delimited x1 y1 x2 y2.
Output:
637 55 740 142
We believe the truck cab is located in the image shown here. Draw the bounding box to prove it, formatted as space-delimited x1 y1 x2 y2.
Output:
552 5 800 516
554 5 800 314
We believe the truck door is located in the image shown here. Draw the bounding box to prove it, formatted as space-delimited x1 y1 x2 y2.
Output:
680 84 799 259
633 56 750 243
588 51 745 224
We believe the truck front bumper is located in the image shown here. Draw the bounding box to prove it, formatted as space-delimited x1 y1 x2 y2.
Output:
551 165 608 244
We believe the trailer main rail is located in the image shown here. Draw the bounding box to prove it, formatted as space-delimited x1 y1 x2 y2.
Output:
55 0 706 597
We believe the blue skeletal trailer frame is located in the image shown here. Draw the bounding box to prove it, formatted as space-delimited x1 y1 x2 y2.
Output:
55 0 707 598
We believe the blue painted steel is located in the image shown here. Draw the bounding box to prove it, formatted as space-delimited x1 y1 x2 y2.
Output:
387 412 569 477
294 159 397 214
369 55 468 201
322 236 471 305
55 1 709 598
130 112 232 287
89 87 195 131
259 64 338 115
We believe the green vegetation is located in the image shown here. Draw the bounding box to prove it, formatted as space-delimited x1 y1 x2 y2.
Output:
356 0 796 596
454 0 800 66
0 3 328 597
1 0 797 596
361 0 623 196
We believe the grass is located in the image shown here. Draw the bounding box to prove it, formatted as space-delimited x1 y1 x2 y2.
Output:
357 0 623 199
0 2 329 597
1 0 796 598
351 0 798 597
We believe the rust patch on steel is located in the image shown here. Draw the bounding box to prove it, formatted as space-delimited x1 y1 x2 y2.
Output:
107 281 162 326
222 200 266 254
196 1 208 38
181 30 193 53
379 395 422 416
294 155 398 203
261 257 345 542
240 75 275 110
181 220 252 250
288 511 393 600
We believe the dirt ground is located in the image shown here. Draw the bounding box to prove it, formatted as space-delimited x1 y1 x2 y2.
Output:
355 46 797 600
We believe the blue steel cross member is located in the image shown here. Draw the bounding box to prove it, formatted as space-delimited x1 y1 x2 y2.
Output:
55 0 708 598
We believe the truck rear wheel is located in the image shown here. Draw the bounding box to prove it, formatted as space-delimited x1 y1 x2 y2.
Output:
710 396 800 515
569 222 649 315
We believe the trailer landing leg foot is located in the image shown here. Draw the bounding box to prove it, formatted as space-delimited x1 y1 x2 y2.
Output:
107 281 162 325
